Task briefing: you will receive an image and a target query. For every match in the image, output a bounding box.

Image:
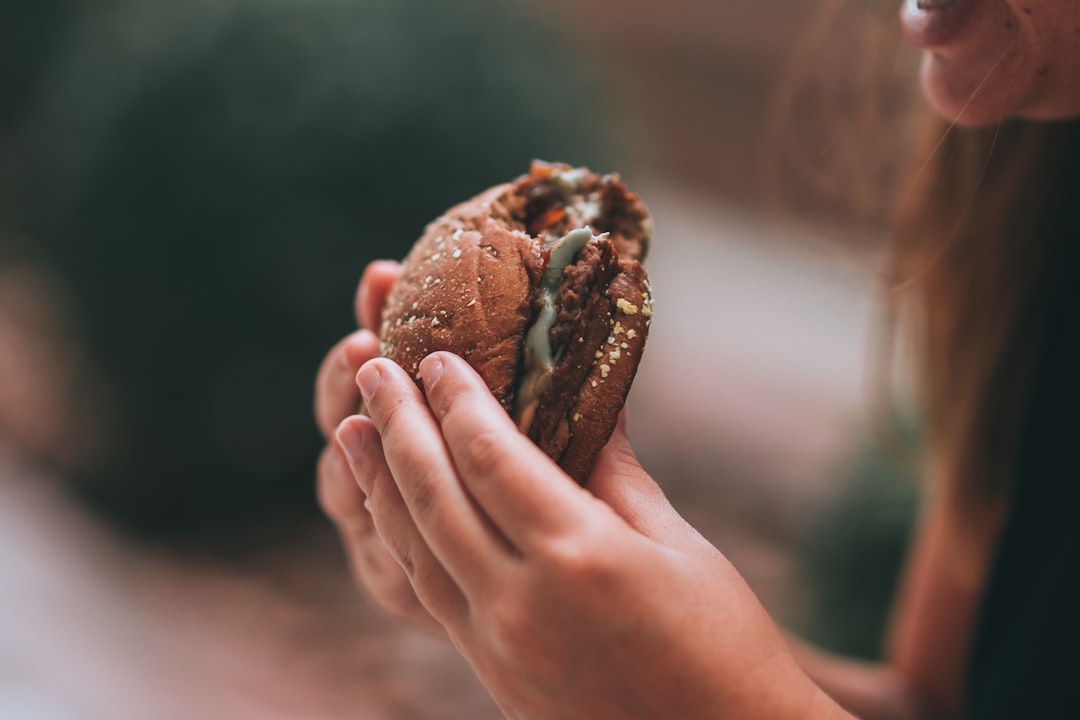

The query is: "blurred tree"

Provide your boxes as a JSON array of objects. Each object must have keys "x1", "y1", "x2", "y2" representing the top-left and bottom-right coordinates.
[
  {"x1": 14, "y1": 0, "x2": 620, "y2": 538},
  {"x1": 0, "y1": 0, "x2": 77, "y2": 127},
  {"x1": 0, "y1": 0, "x2": 77, "y2": 237}
]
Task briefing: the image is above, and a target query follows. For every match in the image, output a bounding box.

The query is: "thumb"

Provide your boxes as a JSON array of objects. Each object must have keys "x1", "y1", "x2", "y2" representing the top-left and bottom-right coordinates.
[{"x1": 586, "y1": 411, "x2": 707, "y2": 552}]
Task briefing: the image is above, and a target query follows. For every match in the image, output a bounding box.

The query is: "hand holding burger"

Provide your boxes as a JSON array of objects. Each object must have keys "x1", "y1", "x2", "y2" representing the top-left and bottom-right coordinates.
[
  {"x1": 315, "y1": 160, "x2": 656, "y2": 628},
  {"x1": 319, "y1": 165, "x2": 845, "y2": 720}
]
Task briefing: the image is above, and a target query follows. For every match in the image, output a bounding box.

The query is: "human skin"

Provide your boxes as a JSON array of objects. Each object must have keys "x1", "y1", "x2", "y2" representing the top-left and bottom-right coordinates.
[{"x1": 901, "y1": 0, "x2": 1080, "y2": 126}]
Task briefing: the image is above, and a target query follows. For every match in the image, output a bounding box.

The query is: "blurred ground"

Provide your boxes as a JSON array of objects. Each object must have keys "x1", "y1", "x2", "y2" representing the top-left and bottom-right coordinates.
[{"x1": 0, "y1": 0, "x2": 915, "y2": 717}]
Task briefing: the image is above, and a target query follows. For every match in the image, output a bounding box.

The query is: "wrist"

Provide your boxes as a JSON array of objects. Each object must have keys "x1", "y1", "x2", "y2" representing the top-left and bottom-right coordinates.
[{"x1": 709, "y1": 650, "x2": 853, "y2": 720}]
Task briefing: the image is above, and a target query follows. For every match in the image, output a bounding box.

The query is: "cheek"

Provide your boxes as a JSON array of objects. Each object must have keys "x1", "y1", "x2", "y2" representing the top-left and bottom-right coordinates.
[
  {"x1": 1023, "y1": 41, "x2": 1080, "y2": 119},
  {"x1": 1001, "y1": 0, "x2": 1080, "y2": 120}
]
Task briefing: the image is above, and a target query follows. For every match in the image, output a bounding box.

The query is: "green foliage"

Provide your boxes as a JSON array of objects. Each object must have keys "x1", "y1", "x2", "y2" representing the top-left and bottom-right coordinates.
[
  {"x1": 16, "y1": 0, "x2": 618, "y2": 535},
  {"x1": 0, "y1": 0, "x2": 77, "y2": 125}
]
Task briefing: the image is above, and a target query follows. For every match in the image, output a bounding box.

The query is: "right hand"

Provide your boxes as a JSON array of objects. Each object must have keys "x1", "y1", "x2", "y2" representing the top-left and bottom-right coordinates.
[
  {"x1": 314, "y1": 260, "x2": 443, "y2": 633},
  {"x1": 331, "y1": 352, "x2": 844, "y2": 720}
]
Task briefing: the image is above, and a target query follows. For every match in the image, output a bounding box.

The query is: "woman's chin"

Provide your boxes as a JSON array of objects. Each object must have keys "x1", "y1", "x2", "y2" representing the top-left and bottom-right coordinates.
[{"x1": 919, "y1": 50, "x2": 1025, "y2": 128}]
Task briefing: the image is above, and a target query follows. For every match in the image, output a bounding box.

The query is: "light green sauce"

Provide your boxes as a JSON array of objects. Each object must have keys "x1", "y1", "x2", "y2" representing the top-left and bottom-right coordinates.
[{"x1": 514, "y1": 227, "x2": 597, "y2": 431}]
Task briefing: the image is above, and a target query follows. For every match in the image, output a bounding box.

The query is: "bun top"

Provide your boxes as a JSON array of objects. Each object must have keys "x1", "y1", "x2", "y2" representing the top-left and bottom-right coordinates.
[{"x1": 378, "y1": 181, "x2": 543, "y2": 411}]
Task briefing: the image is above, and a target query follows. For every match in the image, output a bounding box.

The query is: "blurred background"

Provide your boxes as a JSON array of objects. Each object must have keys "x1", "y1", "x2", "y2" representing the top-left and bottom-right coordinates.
[{"x1": 1, "y1": 0, "x2": 925, "y2": 717}]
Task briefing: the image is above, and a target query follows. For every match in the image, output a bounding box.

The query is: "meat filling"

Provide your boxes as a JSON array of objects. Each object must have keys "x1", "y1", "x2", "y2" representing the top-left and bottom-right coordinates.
[{"x1": 508, "y1": 162, "x2": 650, "y2": 449}]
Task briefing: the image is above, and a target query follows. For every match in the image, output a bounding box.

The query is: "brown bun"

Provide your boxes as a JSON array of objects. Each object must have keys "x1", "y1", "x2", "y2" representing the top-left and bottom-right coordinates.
[{"x1": 376, "y1": 161, "x2": 653, "y2": 483}]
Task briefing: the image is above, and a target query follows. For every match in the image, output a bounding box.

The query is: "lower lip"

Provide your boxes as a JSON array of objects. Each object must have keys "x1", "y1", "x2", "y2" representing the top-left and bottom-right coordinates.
[{"x1": 899, "y1": 0, "x2": 977, "y2": 48}]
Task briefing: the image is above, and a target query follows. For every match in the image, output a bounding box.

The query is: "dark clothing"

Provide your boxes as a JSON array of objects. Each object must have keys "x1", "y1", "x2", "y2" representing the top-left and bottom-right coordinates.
[
  {"x1": 967, "y1": 297, "x2": 1080, "y2": 716},
  {"x1": 967, "y1": 130, "x2": 1080, "y2": 718}
]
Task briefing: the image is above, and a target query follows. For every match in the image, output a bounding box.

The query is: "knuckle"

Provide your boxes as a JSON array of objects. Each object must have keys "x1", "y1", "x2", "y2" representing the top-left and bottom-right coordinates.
[
  {"x1": 541, "y1": 531, "x2": 616, "y2": 588},
  {"x1": 376, "y1": 393, "x2": 419, "y2": 446},
  {"x1": 360, "y1": 554, "x2": 424, "y2": 621},
  {"x1": 459, "y1": 426, "x2": 513, "y2": 478},
  {"x1": 484, "y1": 587, "x2": 552, "y2": 673},
  {"x1": 348, "y1": 531, "x2": 440, "y2": 629},
  {"x1": 487, "y1": 590, "x2": 531, "y2": 649},
  {"x1": 409, "y1": 561, "x2": 450, "y2": 612},
  {"x1": 349, "y1": 533, "x2": 395, "y2": 587},
  {"x1": 380, "y1": 591, "x2": 430, "y2": 627},
  {"x1": 367, "y1": 483, "x2": 441, "y2": 569},
  {"x1": 363, "y1": 469, "x2": 395, "y2": 522},
  {"x1": 366, "y1": 583, "x2": 416, "y2": 622},
  {"x1": 406, "y1": 469, "x2": 440, "y2": 519},
  {"x1": 383, "y1": 534, "x2": 417, "y2": 579}
]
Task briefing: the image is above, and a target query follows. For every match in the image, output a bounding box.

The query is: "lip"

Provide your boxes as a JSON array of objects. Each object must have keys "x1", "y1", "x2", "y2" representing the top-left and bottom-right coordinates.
[{"x1": 899, "y1": 0, "x2": 977, "y2": 48}]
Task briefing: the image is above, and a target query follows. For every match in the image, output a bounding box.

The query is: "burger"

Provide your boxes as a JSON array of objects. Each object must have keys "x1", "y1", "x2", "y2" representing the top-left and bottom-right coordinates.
[{"x1": 376, "y1": 161, "x2": 653, "y2": 482}]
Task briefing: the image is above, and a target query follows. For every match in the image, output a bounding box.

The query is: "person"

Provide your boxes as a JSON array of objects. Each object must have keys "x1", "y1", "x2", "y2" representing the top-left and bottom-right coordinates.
[{"x1": 315, "y1": 1, "x2": 1080, "y2": 717}]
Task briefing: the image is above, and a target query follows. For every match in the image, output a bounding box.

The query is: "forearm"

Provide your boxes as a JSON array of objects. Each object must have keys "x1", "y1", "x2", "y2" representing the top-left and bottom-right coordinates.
[{"x1": 787, "y1": 636, "x2": 921, "y2": 720}]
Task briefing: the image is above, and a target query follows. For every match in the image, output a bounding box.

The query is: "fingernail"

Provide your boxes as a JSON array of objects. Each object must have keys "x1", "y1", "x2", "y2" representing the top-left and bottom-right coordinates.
[
  {"x1": 419, "y1": 354, "x2": 444, "y2": 389},
  {"x1": 336, "y1": 421, "x2": 363, "y2": 456},
  {"x1": 335, "y1": 420, "x2": 373, "y2": 494},
  {"x1": 356, "y1": 363, "x2": 382, "y2": 402}
]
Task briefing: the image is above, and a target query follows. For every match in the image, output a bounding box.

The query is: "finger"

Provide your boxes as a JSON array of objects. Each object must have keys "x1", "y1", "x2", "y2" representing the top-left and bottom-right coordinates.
[
  {"x1": 314, "y1": 330, "x2": 380, "y2": 438},
  {"x1": 337, "y1": 416, "x2": 469, "y2": 627},
  {"x1": 323, "y1": 447, "x2": 447, "y2": 634},
  {"x1": 356, "y1": 260, "x2": 403, "y2": 331},
  {"x1": 585, "y1": 414, "x2": 706, "y2": 553},
  {"x1": 317, "y1": 444, "x2": 440, "y2": 629},
  {"x1": 417, "y1": 352, "x2": 598, "y2": 549},
  {"x1": 317, "y1": 442, "x2": 392, "y2": 597},
  {"x1": 317, "y1": 442, "x2": 368, "y2": 524},
  {"x1": 344, "y1": 527, "x2": 445, "y2": 634},
  {"x1": 353, "y1": 359, "x2": 515, "y2": 589}
]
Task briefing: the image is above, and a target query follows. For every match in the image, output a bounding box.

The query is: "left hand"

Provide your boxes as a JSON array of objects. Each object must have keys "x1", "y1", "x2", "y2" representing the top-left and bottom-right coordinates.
[
  {"x1": 335, "y1": 351, "x2": 846, "y2": 720},
  {"x1": 315, "y1": 261, "x2": 443, "y2": 632}
]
